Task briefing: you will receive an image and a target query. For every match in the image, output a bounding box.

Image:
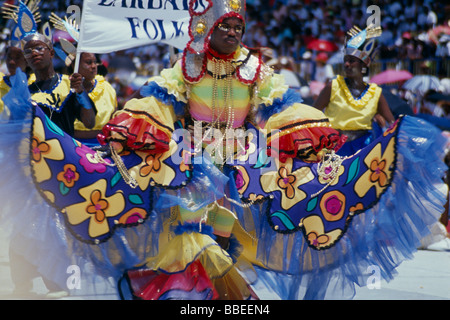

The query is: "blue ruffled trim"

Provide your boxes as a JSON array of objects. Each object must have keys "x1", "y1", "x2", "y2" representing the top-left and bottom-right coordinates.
[
  {"x1": 255, "y1": 88, "x2": 303, "y2": 123},
  {"x1": 70, "y1": 212, "x2": 165, "y2": 280},
  {"x1": 0, "y1": 71, "x2": 72, "y2": 290},
  {"x1": 140, "y1": 81, "x2": 186, "y2": 117},
  {"x1": 226, "y1": 234, "x2": 243, "y2": 264},
  {"x1": 2, "y1": 69, "x2": 32, "y2": 120},
  {"x1": 0, "y1": 71, "x2": 167, "y2": 293},
  {"x1": 172, "y1": 221, "x2": 215, "y2": 239},
  {"x1": 154, "y1": 154, "x2": 229, "y2": 212},
  {"x1": 250, "y1": 115, "x2": 448, "y2": 299}
]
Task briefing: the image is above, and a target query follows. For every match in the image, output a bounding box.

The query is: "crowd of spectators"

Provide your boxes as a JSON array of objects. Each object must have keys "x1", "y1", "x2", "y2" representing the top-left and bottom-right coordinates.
[{"x1": 244, "y1": 0, "x2": 448, "y2": 61}]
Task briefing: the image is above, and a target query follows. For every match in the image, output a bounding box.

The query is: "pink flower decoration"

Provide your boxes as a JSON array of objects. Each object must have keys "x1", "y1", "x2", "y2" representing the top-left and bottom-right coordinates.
[
  {"x1": 235, "y1": 170, "x2": 245, "y2": 190},
  {"x1": 76, "y1": 144, "x2": 110, "y2": 173},
  {"x1": 325, "y1": 195, "x2": 342, "y2": 215}
]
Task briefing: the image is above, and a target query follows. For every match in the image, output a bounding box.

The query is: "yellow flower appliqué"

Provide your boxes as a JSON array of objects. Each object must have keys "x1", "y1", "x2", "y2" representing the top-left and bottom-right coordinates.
[
  {"x1": 132, "y1": 140, "x2": 177, "y2": 189},
  {"x1": 354, "y1": 138, "x2": 395, "y2": 198},
  {"x1": 31, "y1": 117, "x2": 64, "y2": 183},
  {"x1": 261, "y1": 158, "x2": 314, "y2": 210},
  {"x1": 64, "y1": 179, "x2": 125, "y2": 238}
]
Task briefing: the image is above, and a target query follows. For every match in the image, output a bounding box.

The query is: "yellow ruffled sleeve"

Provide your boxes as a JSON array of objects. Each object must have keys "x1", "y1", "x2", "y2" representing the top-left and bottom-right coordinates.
[
  {"x1": 256, "y1": 71, "x2": 346, "y2": 162},
  {"x1": 98, "y1": 96, "x2": 177, "y2": 154},
  {"x1": 99, "y1": 62, "x2": 188, "y2": 153},
  {"x1": 122, "y1": 95, "x2": 178, "y2": 131},
  {"x1": 264, "y1": 102, "x2": 330, "y2": 133},
  {"x1": 146, "y1": 60, "x2": 188, "y2": 104},
  {"x1": 255, "y1": 71, "x2": 288, "y2": 109}
]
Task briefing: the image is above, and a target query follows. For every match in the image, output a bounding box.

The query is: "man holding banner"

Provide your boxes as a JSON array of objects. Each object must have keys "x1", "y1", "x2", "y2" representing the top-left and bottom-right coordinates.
[{"x1": 23, "y1": 32, "x2": 96, "y2": 137}]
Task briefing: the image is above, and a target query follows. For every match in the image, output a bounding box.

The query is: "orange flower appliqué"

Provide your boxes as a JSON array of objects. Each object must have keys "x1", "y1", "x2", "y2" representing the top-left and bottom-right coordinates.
[
  {"x1": 31, "y1": 137, "x2": 50, "y2": 162},
  {"x1": 261, "y1": 158, "x2": 314, "y2": 210},
  {"x1": 277, "y1": 167, "x2": 296, "y2": 199},
  {"x1": 369, "y1": 158, "x2": 387, "y2": 187},
  {"x1": 140, "y1": 153, "x2": 162, "y2": 177},
  {"x1": 57, "y1": 164, "x2": 80, "y2": 188},
  {"x1": 307, "y1": 231, "x2": 329, "y2": 247},
  {"x1": 349, "y1": 202, "x2": 364, "y2": 213},
  {"x1": 354, "y1": 138, "x2": 395, "y2": 198}
]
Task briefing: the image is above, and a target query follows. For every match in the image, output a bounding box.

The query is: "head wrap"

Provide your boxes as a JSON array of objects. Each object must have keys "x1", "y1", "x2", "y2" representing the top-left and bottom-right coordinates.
[
  {"x1": 2, "y1": 0, "x2": 53, "y2": 50},
  {"x1": 183, "y1": 0, "x2": 247, "y2": 82},
  {"x1": 344, "y1": 25, "x2": 382, "y2": 67},
  {"x1": 21, "y1": 32, "x2": 53, "y2": 50},
  {"x1": 1, "y1": 0, "x2": 41, "y2": 47},
  {"x1": 186, "y1": 0, "x2": 246, "y2": 54}
]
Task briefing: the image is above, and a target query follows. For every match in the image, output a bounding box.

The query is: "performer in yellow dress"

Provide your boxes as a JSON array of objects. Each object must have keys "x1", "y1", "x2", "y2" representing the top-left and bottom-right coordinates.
[
  {"x1": 0, "y1": 0, "x2": 447, "y2": 300},
  {"x1": 314, "y1": 26, "x2": 395, "y2": 156},
  {"x1": 47, "y1": 14, "x2": 118, "y2": 146},
  {"x1": 73, "y1": 53, "x2": 118, "y2": 147},
  {"x1": 96, "y1": 1, "x2": 343, "y2": 299}
]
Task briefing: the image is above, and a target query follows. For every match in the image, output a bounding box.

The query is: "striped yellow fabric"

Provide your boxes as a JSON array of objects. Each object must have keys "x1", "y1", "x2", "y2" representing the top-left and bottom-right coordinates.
[{"x1": 189, "y1": 74, "x2": 252, "y2": 128}]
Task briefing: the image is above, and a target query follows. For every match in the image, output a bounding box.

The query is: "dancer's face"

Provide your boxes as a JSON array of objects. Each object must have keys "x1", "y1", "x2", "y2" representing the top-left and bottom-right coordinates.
[
  {"x1": 23, "y1": 40, "x2": 54, "y2": 72},
  {"x1": 209, "y1": 17, "x2": 244, "y2": 55},
  {"x1": 343, "y1": 55, "x2": 365, "y2": 78},
  {"x1": 5, "y1": 46, "x2": 27, "y2": 75},
  {"x1": 78, "y1": 53, "x2": 98, "y2": 82}
]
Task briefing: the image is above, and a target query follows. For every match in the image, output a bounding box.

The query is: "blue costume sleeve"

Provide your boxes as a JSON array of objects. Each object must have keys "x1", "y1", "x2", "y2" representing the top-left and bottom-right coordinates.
[{"x1": 76, "y1": 91, "x2": 95, "y2": 110}]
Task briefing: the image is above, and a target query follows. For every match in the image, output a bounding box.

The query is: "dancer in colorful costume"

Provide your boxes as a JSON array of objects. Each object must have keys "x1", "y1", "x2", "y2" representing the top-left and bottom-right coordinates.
[
  {"x1": 0, "y1": 0, "x2": 36, "y2": 115},
  {"x1": 0, "y1": 0, "x2": 448, "y2": 300},
  {"x1": 1, "y1": 1, "x2": 96, "y2": 136},
  {"x1": 314, "y1": 25, "x2": 395, "y2": 156}
]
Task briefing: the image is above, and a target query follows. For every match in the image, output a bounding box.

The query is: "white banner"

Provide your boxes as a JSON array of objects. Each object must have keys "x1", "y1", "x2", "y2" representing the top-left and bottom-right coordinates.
[{"x1": 77, "y1": 0, "x2": 191, "y2": 54}]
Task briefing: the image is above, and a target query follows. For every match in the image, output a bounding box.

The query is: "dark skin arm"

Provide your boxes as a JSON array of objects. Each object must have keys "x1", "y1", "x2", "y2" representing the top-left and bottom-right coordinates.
[
  {"x1": 375, "y1": 92, "x2": 395, "y2": 127},
  {"x1": 313, "y1": 81, "x2": 332, "y2": 111},
  {"x1": 126, "y1": 81, "x2": 148, "y2": 101}
]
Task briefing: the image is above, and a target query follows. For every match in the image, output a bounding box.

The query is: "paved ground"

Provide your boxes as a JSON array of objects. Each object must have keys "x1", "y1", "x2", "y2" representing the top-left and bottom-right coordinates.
[
  {"x1": 1, "y1": 231, "x2": 449, "y2": 300},
  {"x1": 353, "y1": 248, "x2": 450, "y2": 300}
]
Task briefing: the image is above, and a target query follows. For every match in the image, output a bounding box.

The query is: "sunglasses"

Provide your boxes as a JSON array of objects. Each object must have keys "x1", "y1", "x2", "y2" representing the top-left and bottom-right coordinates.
[
  {"x1": 217, "y1": 23, "x2": 244, "y2": 34},
  {"x1": 24, "y1": 45, "x2": 48, "y2": 57}
]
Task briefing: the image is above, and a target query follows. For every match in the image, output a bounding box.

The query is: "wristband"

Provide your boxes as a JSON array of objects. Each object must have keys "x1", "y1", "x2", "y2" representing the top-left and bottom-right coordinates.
[{"x1": 76, "y1": 91, "x2": 92, "y2": 109}]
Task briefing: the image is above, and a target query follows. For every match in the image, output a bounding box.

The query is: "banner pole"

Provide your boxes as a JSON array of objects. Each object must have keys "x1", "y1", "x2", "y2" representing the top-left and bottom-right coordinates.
[
  {"x1": 74, "y1": 51, "x2": 81, "y2": 73},
  {"x1": 73, "y1": 1, "x2": 86, "y2": 73}
]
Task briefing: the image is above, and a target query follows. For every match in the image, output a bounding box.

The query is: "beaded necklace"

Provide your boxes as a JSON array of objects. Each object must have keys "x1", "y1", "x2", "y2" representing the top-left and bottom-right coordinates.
[
  {"x1": 205, "y1": 56, "x2": 237, "y2": 166},
  {"x1": 210, "y1": 57, "x2": 235, "y2": 130}
]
